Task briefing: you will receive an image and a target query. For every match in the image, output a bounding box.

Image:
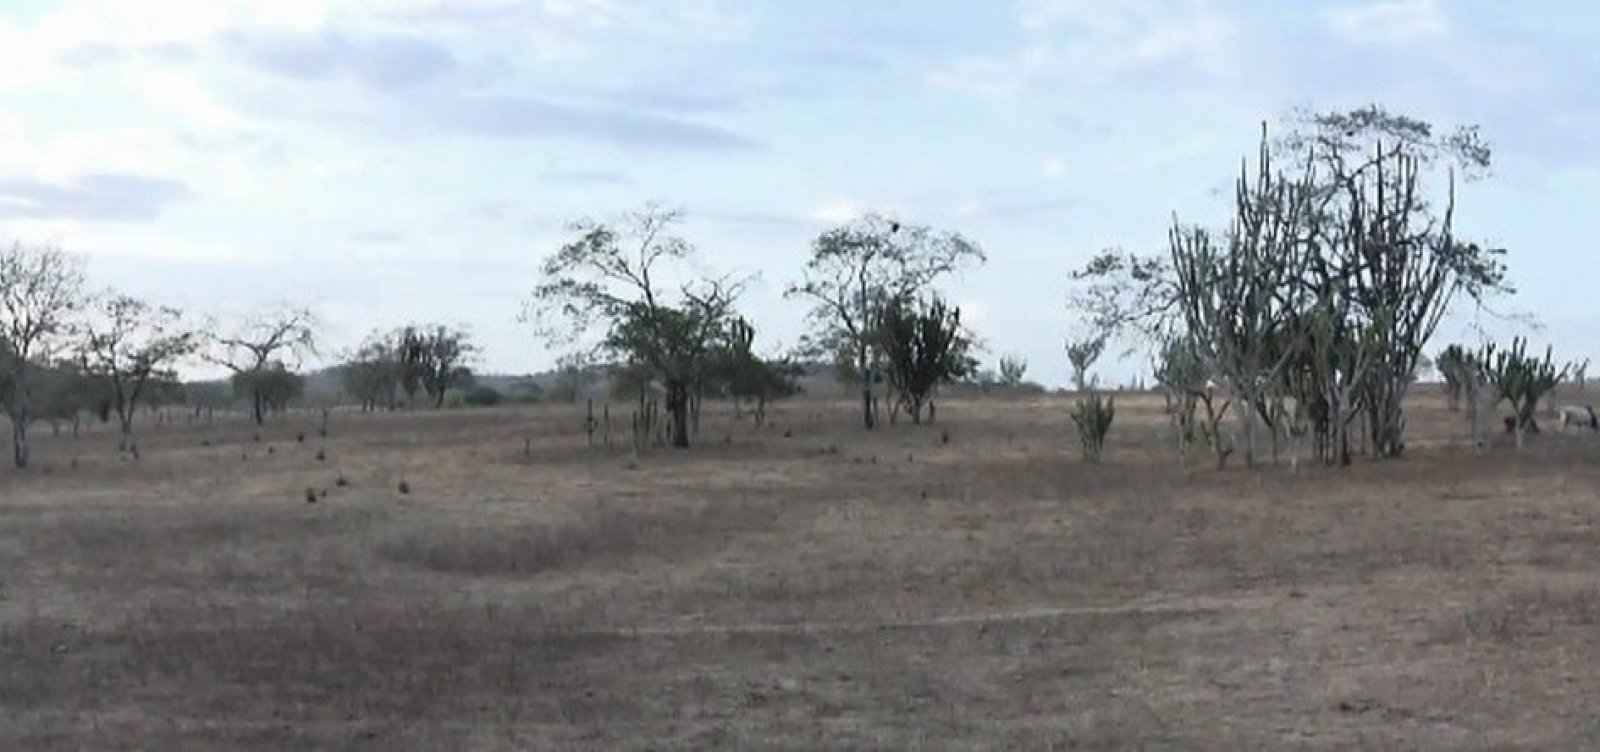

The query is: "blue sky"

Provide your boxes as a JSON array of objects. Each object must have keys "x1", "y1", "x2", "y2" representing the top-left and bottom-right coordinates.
[{"x1": 2, "y1": 0, "x2": 1597, "y2": 386}]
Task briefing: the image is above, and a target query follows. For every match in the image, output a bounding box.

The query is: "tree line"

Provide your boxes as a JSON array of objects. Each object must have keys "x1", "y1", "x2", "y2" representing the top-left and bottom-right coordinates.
[{"x1": 1, "y1": 103, "x2": 1560, "y2": 466}]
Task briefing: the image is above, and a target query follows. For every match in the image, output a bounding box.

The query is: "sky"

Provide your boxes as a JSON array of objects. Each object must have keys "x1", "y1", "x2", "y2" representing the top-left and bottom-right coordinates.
[{"x1": 2, "y1": 0, "x2": 1598, "y2": 387}]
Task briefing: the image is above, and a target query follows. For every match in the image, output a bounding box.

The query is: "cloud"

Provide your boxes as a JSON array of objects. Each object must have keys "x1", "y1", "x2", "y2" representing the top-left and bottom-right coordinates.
[
  {"x1": 435, "y1": 94, "x2": 757, "y2": 150},
  {"x1": 696, "y1": 208, "x2": 819, "y2": 231},
  {"x1": 351, "y1": 230, "x2": 403, "y2": 245},
  {"x1": 932, "y1": 0, "x2": 1239, "y2": 95},
  {"x1": 794, "y1": 47, "x2": 889, "y2": 72},
  {"x1": 57, "y1": 41, "x2": 128, "y2": 66},
  {"x1": 979, "y1": 196, "x2": 1078, "y2": 219},
  {"x1": 1325, "y1": 0, "x2": 1446, "y2": 45},
  {"x1": 543, "y1": 169, "x2": 631, "y2": 186},
  {"x1": 0, "y1": 173, "x2": 190, "y2": 222},
  {"x1": 221, "y1": 27, "x2": 457, "y2": 89}
]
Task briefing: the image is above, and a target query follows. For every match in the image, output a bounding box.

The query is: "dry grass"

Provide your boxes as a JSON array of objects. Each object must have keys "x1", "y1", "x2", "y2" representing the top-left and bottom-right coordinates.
[{"x1": 4, "y1": 390, "x2": 1600, "y2": 749}]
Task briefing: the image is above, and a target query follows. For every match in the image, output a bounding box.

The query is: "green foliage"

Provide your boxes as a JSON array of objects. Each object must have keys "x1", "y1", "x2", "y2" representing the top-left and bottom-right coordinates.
[
  {"x1": 507, "y1": 379, "x2": 544, "y2": 404},
  {"x1": 1071, "y1": 393, "x2": 1115, "y2": 462},
  {"x1": 786, "y1": 213, "x2": 985, "y2": 429},
  {"x1": 707, "y1": 317, "x2": 799, "y2": 423},
  {"x1": 526, "y1": 204, "x2": 746, "y2": 448},
  {"x1": 80, "y1": 293, "x2": 198, "y2": 447},
  {"x1": 998, "y1": 355, "x2": 1028, "y2": 389},
  {"x1": 402, "y1": 325, "x2": 477, "y2": 408},
  {"x1": 231, "y1": 364, "x2": 304, "y2": 415},
  {"x1": 462, "y1": 385, "x2": 502, "y2": 407},
  {"x1": 876, "y1": 296, "x2": 974, "y2": 424},
  {"x1": 339, "y1": 334, "x2": 402, "y2": 411},
  {"x1": 1066, "y1": 337, "x2": 1106, "y2": 391},
  {"x1": 32, "y1": 360, "x2": 106, "y2": 427}
]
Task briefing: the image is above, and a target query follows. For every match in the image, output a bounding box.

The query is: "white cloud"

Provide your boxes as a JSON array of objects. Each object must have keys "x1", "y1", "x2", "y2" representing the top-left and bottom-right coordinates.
[
  {"x1": 930, "y1": 0, "x2": 1238, "y2": 95},
  {"x1": 1042, "y1": 156, "x2": 1066, "y2": 179},
  {"x1": 1325, "y1": 0, "x2": 1446, "y2": 45}
]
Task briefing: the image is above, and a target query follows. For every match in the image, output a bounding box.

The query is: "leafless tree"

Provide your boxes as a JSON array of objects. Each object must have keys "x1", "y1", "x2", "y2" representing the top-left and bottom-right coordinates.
[
  {"x1": 0, "y1": 243, "x2": 86, "y2": 468},
  {"x1": 207, "y1": 308, "x2": 317, "y2": 426}
]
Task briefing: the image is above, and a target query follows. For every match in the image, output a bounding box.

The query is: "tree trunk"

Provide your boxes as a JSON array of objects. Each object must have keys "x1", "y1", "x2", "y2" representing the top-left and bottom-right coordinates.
[
  {"x1": 1241, "y1": 392, "x2": 1258, "y2": 468},
  {"x1": 666, "y1": 381, "x2": 691, "y2": 448},
  {"x1": 252, "y1": 389, "x2": 266, "y2": 426},
  {"x1": 12, "y1": 409, "x2": 29, "y2": 469},
  {"x1": 691, "y1": 385, "x2": 701, "y2": 439},
  {"x1": 119, "y1": 414, "x2": 135, "y2": 452},
  {"x1": 860, "y1": 385, "x2": 876, "y2": 430}
]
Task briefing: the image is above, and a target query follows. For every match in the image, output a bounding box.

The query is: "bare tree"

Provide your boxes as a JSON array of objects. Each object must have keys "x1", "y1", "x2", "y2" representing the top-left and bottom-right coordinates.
[
  {"x1": 0, "y1": 243, "x2": 87, "y2": 468},
  {"x1": 80, "y1": 293, "x2": 199, "y2": 451},
  {"x1": 207, "y1": 308, "x2": 316, "y2": 426}
]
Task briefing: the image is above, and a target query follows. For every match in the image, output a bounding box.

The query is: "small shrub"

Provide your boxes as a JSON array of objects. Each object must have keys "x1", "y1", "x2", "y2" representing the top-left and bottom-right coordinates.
[
  {"x1": 463, "y1": 385, "x2": 503, "y2": 407},
  {"x1": 1072, "y1": 393, "x2": 1115, "y2": 462}
]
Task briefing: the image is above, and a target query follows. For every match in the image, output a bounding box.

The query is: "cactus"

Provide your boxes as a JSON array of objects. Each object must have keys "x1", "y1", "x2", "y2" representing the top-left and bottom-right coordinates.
[
  {"x1": 1071, "y1": 393, "x2": 1116, "y2": 462},
  {"x1": 586, "y1": 398, "x2": 597, "y2": 447},
  {"x1": 631, "y1": 389, "x2": 662, "y2": 455},
  {"x1": 1479, "y1": 337, "x2": 1569, "y2": 448}
]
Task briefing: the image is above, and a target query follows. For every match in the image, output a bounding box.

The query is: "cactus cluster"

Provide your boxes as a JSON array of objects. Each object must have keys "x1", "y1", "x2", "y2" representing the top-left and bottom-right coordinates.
[
  {"x1": 1479, "y1": 337, "x2": 1568, "y2": 445},
  {"x1": 1071, "y1": 393, "x2": 1116, "y2": 463}
]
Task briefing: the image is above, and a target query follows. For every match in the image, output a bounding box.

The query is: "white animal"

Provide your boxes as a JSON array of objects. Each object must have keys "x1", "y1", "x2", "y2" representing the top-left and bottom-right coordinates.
[{"x1": 1555, "y1": 404, "x2": 1599, "y2": 431}]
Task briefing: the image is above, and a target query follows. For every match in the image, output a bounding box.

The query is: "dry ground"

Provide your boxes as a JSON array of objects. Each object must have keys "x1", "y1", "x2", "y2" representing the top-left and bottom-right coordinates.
[{"x1": 3, "y1": 390, "x2": 1600, "y2": 749}]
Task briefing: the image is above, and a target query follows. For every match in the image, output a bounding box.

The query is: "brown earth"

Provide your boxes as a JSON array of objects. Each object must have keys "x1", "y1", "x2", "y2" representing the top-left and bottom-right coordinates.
[{"x1": 3, "y1": 390, "x2": 1599, "y2": 750}]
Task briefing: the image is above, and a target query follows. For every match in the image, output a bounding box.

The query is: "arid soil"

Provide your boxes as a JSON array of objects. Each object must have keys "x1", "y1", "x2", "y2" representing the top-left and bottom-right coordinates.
[{"x1": 3, "y1": 392, "x2": 1599, "y2": 749}]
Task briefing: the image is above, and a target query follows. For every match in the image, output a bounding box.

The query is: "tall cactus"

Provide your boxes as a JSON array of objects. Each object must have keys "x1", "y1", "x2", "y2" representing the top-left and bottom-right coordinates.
[
  {"x1": 1480, "y1": 337, "x2": 1568, "y2": 448},
  {"x1": 1436, "y1": 344, "x2": 1476, "y2": 411}
]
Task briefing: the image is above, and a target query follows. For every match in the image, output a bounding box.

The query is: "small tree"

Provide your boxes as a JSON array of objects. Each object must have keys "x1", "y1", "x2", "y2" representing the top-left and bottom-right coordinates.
[
  {"x1": 525, "y1": 205, "x2": 745, "y2": 449},
  {"x1": 876, "y1": 296, "x2": 974, "y2": 424},
  {"x1": 710, "y1": 317, "x2": 797, "y2": 426},
  {"x1": 998, "y1": 355, "x2": 1027, "y2": 389},
  {"x1": 209, "y1": 308, "x2": 316, "y2": 426},
  {"x1": 552, "y1": 352, "x2": 595, "y2": 404},
  {"x1": 1066, "y1": 336, "x2": 1105, "y2": 392},
  {"x1": 339, "y1": 333, "x2": 402, "y2": 411},
  {"x1": 787, "y1": 214, "x2": 984, "y2": 429},
  {"x1": 1436, "y1": 344, "x2": 1475, "y2": 411},
  {"x1": 1153, "y1": 336, "x2": 1204, "y2": 464},
  {"x1": 408, "y1": 325, "x2": 476, "y2": 408},
  {"x1": 1480, "y1": 337, "x2": 1567, "y2": 448},
  {"x1": 0, "y1": 243, "x2": 87, "y2": 468},
  {"x1": 32, "y1": 359, "x2": 104, "y2": 437},
  {"x1": 80, "y1": 293, "x2": 198, "y2": 451},
  {"x1": 1071, "y1": 393, "x2": 1115, "y2": 462},
  {"x1": 231, "y1": 363, "x2": 304, "y2": 417}
]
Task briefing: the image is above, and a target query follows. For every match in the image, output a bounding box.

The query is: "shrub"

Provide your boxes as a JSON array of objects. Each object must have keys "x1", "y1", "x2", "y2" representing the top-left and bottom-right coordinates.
[
  {"x1": 1072, "y1": 393, "x2": 1115, "y2": 462},
  {"x1": 463, "y1": 385, "x2": 503, "y2": 407}
]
